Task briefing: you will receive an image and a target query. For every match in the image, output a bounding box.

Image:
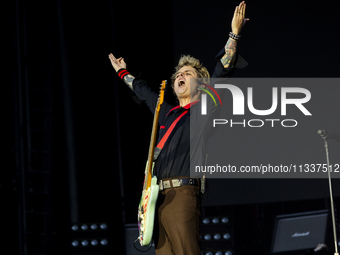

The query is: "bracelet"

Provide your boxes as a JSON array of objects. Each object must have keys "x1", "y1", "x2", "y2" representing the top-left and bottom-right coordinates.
[
  {"x1": 229, "y1": 32, "x2": 241, "y2": 40},
  {"x1": 117, "y1": 68, "x2": 130, "y2": 79}
]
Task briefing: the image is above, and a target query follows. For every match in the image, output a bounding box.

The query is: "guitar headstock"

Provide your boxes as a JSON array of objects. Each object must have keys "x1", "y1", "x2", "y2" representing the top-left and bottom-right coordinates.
[
  {"x1": 158, "y1": 80, "x2": 167, "y2": 106},
  {"x1": 156, "y1": 80, "x2": 167, "y2": 111},
  {"x1": 160, "y1": 80, "x2": 167, "y2": 91}
]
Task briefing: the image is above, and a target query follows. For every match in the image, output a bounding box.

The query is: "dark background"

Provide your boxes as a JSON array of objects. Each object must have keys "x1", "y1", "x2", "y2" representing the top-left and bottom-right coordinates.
[{"x1": 3, "y1": 0, "x2": 340, "y2": 254}]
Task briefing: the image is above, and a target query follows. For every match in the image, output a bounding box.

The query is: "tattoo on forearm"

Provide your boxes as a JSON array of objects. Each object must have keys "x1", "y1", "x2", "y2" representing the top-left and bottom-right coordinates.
[
  {"x1": 123, "y1": 74, "x2": 135, "y2": 91},
  {"x1": 221, "y1": 38, "x2": 237, "y2": 68}
]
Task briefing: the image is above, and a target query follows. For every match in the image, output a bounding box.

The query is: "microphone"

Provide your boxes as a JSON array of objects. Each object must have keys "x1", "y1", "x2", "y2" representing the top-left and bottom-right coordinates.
[{"x1": 318, "y1": 130, "x2": 340, "y2": 143}]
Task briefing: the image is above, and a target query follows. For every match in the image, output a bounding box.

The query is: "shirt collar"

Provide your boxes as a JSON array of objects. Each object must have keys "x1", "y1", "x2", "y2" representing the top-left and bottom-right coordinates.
[{"x1": 166, "y1": 100, "x2": 199, "y2": 116}]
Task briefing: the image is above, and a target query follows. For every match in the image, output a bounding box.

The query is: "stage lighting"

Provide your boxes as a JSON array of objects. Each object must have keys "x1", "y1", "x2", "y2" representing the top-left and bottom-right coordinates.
[
  {"x1": 71, "y1": 240, "x2": 79, "y2": 247},
  {"x1": 90, "y1": 224, "x2": 98, "y2": 230},
  {"x1": 100, "y1": 223, "x2": 107, "y2": 230},
  {"x1": 81, "y1": 224, "x2": 88, "y2": 230},
  {"x1": 204, "y1": 234, "x2": 212, "y2": 240},
  {"x1": 213, "y1": 234, "x2": 221, "y2": 240},
  {"x1": 223, "y1": 233, "x2": 231, "y2": 240},
  {"x1": 71, "y1": 225, "x2": 79, "y2": 231},
  {"x1": 200, "y1": 214, "x2": 232, "y2": 255},
  {"x1": 203, "y1": 218, "x2": 210, "y2": 224},
  {"x1": 70, "y1": 222, "x2": 108, "y2": 232},
  {"x1": 70, "y1": 222, "x2": 110, "y2": 252},
  {"x1": 202, "y1": 250, "x2": 233, "y2": 255},
  {"x1": 90, "y1": 239, "x2": 98, "y2": 246},
  {"x1": 221, "y1": 217, "x2": 229, "y2": 223},
  {"x1": 100, "y1": 239, "x2": 108, "y2": 245},
  {"x1": 212, "y1": 218, "x2": 219, "y2": 224},
  {"x1": 202, "y1": 216, "x2": 230, "y2": 225},
  {"x1": 81, "y1": 240, "x2": 89, "y2": 246}
]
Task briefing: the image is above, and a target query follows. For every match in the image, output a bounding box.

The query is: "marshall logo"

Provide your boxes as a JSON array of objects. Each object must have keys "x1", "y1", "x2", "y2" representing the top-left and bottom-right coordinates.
[{"x1": 292, "y1": 231, "x2": 310, "y2": 237}]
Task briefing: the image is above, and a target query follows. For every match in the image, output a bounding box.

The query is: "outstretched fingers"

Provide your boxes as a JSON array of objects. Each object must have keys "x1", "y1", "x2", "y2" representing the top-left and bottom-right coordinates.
[
  {"x1": 234, "y1": 5, "x2": 239, "y2": 17},
  {"x1": 240, "y1": 1, "x2": 246, "y2": 16},
  {"x1": 237, "y1": 1, "x2": 249, "y2": 27}
]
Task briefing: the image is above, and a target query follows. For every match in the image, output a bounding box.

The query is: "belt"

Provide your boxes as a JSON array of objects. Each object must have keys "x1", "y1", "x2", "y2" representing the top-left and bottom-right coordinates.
[{"x1": 158, "y1": 178, "x2": 199, "y2": 191}]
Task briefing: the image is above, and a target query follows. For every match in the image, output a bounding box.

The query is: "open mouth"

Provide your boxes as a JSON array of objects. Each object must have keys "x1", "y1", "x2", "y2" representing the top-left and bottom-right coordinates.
[{"x1": 178, "y1": 79, "x2": 185, "y2": 88}]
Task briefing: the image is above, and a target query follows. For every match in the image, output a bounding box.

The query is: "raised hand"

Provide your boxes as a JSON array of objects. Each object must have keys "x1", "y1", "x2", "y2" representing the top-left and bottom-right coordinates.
[
  {"x1": 108, "y1": 53, "x2": 127, "y2": 72},
  {"x1": 231, "y1": 1, "x2": 249, "y2": 35},
  {"x1": 108, "y1": 53, "x2": 135, "y2": 90}
]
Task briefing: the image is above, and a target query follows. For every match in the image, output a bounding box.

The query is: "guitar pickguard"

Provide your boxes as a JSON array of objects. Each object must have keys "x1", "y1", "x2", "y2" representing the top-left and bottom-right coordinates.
[{"x1": 138, "y1": 162, "x2": 159, "y2": 246}]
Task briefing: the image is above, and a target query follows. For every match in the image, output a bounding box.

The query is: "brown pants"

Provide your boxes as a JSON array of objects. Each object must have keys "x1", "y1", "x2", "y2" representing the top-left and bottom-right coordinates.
[{"x1": 153, "y1": 177, "x2": 201, "y2": 255}]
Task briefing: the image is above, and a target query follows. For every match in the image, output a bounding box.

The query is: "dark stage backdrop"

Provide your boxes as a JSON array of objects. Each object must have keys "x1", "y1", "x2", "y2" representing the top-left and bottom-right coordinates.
[
  {"x1": 8, "y1": 0, "x2": 340, "y2": 241},
  {"x1": 6, "y1": 0, "x2": 340, "y2": 254},
  {"x1": 56, "y1": 0, "x2": 340, "y2": 223}
]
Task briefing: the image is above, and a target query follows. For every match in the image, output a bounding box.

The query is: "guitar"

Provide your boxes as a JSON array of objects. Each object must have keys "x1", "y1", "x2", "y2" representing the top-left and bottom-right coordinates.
[{"x1": 137, "y1": 80, "x2": 167, "y2": 246}]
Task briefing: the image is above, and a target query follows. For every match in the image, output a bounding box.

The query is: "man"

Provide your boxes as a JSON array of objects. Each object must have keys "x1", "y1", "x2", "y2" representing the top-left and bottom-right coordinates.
[{"x1": 109, "y1": 2, "x2": 248, "y2": 254}]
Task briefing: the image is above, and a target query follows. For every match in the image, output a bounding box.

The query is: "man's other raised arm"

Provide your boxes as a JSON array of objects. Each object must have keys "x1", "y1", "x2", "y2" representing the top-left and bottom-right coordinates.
[{"x1": 220, "y1": 1, "x2": 249, "y2": 68}]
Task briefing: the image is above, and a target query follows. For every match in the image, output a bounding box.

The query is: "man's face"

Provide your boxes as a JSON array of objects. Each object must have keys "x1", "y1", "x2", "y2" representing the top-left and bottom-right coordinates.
[{"x1": 173, "y1": 66, "x2": 198, "y2": 99}]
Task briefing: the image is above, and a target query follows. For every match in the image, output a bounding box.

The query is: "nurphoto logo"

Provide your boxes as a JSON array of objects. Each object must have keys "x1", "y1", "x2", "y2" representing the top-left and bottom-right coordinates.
[{"x1": 198, "y1": 79, "x2": 312, "y2": 128}]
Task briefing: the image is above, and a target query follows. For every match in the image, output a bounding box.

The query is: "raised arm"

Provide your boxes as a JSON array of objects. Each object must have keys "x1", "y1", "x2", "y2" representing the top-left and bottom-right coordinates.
[
  {"x1": 108, "y1": 53, "x2": 135, "y2": 90},
  {"x1": 221, "y1": 1, "x2": 249, "y2": 68}
]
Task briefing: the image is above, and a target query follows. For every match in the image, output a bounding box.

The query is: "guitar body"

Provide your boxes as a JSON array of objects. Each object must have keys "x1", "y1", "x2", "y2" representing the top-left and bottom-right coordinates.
[
  {"x1": 138, "y1": 162, "x2": 159, "y2": 246},
  {"x1": 137, "y1": 80, "x2": 166, "y2": 246}
]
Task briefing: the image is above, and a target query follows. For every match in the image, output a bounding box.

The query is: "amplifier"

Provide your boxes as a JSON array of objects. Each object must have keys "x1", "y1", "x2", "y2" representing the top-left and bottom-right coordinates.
[{"x1": 271, "y1": 210, "x2": 329, "y2": 254}]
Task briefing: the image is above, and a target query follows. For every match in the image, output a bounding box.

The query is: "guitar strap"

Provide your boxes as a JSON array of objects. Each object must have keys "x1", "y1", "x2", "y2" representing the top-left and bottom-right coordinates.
[{"x1": 153, "y1": 110, "x2": 189, "y2": 162}]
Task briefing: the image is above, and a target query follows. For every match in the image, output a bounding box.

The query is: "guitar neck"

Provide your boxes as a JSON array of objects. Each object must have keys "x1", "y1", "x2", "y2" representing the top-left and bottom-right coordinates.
[
  {"x1": 144, "y1": 80, "x2": 166, "y2": 190},
  {"x1": 148, "y1": 105, "x2": 161, "y2": 165}
]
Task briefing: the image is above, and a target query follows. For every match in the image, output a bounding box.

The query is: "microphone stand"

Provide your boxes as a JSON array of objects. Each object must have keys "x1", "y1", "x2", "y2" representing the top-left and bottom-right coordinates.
[{"x1": 321, "y1": 137, "x2": 339, "y2": 255}]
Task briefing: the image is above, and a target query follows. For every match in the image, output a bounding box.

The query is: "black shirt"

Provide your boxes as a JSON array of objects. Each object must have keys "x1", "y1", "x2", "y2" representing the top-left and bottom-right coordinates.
[{"x1": 132, "y1": 48, "x2": 247, "y2": 179}]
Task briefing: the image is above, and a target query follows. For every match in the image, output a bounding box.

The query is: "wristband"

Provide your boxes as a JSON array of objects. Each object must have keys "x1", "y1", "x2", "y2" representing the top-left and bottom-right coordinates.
[
  {"x1": 229, "y1": 32, "x2": 241, "y2": 40},
  {"x1": 117, "y1": 68, "x2": 130, "y2": 79}
]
